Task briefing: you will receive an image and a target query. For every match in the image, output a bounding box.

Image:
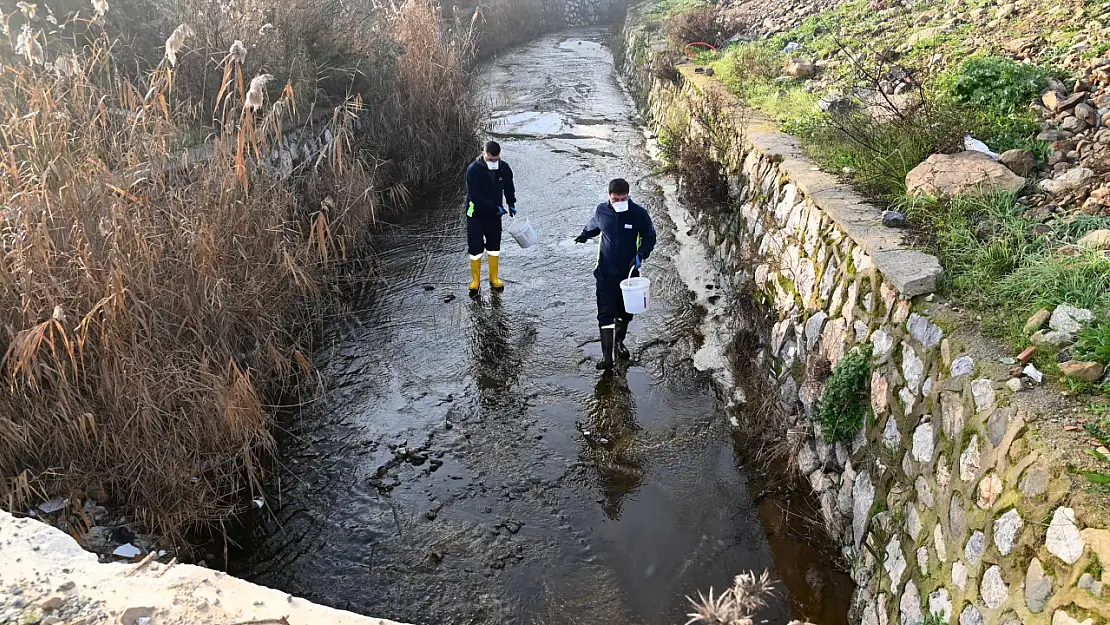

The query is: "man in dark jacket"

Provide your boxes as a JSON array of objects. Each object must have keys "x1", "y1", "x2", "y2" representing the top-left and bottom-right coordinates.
[
  {"x1": 574, "y1": 179, "x2": 657, "y2": 371},
  {"x1": 465, "y1": 140, "x2": 517, "y2": 293}
]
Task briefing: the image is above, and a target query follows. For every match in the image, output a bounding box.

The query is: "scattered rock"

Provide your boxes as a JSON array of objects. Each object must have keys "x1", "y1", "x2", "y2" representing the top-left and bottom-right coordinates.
[
  {"x1": 999, "y1": 149, "x2": 1037, "y2": 176},
  {"x1": 1078, "y1": 572, "x2": 1104, "y2": 596},
  {"x1": 907, "y1": 504, "x2": 923, "y2": 541},
  {"x1": 981, "y1": 565, "x2": 1009, "y2": 610},
  {"x1": 959, "y1": 603, "x2": 983, "y2": 625},
  {"x1": 917, "y1": 546, "x2": 929, "y2": 574},
  {"x1": 1053, "y1": 610, "x2": 1095, "y2": 625},
  {"x1": 1025, "y1": 557, "x2": 1054, "y2": 613},
  {"x1": 785, "y1": 58, "x2": 817, "y2": 78},
  {"x1": 994, "y1": 509, "x2": 1023, "y2": 556},
  {"x1": 1061, "y1": 115, "x2": 1088, "y2": 134},
  {"x1": 900, "y1": 580, "x2": 923, "y2": 625},
  {"x1": 951, "y1": 355, "x2": 975, "y2": 377},
  {"x1": 121, "y1": 607, "x2": 155, "y2": 625},
  {"x1": 928, "y1": 588, "x2": 952, "y2": 623},
  {"x1": 1046, "y1": 507, "x2": 1085, "y2": 564},
  {"x1": 853, "y1": 471, "x2": 875, "y2": 548},
  {"x1": 1031, "y1": 330, "x2": 1076, "y2": 347},
  {"x1": 960, "y1": 435, "x2": 981, "y2": 482},
  {"x1": 1078, "y1": 229, "x2": 1110, "y2": 249},
  {"x1": 935, "y1": 524, "x2": 947, "y2": 562},
  {"x1": 38, "y1": 596, "x2": 64, "y2": 612},
  {"x1": 1076, "y1": 103, "x2": 1099, "y2": 125},
  {"x1": 886, "y1": 536, "x2": 907, "y2": 589},
  {"x1": 903, "y1": 346, "x2": 925, "y2": 392},
  {"x1": 976, "y1": 475, "x2": 1003, "y2": 508},
  {"x1": 916, "y1": 475, "x2": 935, "y2": 509},
  {"x1": 906, "y1": 151, "x2": 1027, "y2": 198},
  {"x1": 1039, "y1": 167, "x2": 1095, "y2": 194},
  {"x1": 908, "y1": 313, "x2": 944, "y2": 350},
  {"x1": 953, "y1": 560, "x2": 969, "y2": 592},
  {"x1": 965, "y1": 530, "x2": 986, "y2": 564},
  {"x1": 883, "y1": 415, "x2": 901, "y2": 451},
  {"x1": 1024, "y1": 308, "x2": 1052, "y2": 335},
  {"x1": 798, "y1": 442, "x2": 820, "y2": 475},
  {"x1": 1059, "y1": 361, "x2": 1106, "y2": 383},
  {"x1": 1043, "y1": 90, "x2": 1086, "y2": 112},
  {"x1": 1050, "y1": 304, "x2": 1095, "y2": 333},
  {"x1": 912, "y1": 423, "x2": 935, "y2": 463},
  {"x1": 971, "y1": 379, "x2": 995, "y2": 412},
  {"x1": 908, "y1": 27, "x2": 944, "y2": 46},
  {"x1": 1020, "y1": 466, "x2": 1050, "y2": 499},
  {"x1": 882, "y1": 210, "x2": 910, "y2": 228}
]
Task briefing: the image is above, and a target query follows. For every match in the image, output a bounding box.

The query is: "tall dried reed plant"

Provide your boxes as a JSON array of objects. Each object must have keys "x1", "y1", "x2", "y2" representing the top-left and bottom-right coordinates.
[{"x1": 0, "y1": 0, "x2": 482, "y2": 543}]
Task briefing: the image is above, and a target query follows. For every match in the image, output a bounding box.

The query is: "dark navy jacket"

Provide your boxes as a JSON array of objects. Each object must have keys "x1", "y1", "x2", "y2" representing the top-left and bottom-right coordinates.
[
  {"x1": 579, "y1": 200, "x2": 657, "y2": 280},
  {"x1": 465, "y1": 158, "x2": 516, "y2": 218}
]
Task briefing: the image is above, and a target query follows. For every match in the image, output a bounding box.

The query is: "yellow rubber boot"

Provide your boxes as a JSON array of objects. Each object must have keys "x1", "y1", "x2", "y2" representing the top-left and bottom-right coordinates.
[
  {"x1": 469, "y1": 257, "x2": 482, "y2": 292},
  {"x1": 488, "y1": 253, "x2": 504, "y2": 290}
]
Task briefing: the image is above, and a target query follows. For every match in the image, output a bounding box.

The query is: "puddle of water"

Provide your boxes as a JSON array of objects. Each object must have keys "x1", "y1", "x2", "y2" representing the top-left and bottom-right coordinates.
[{"x1": 227, "y1": 29, "x2": 853, "y2": 625}]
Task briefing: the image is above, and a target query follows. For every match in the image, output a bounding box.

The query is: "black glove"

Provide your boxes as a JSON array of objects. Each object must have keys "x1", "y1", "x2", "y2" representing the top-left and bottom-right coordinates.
[{"x1": 574, "y1": 234, "x2": 589, "y2": 244}]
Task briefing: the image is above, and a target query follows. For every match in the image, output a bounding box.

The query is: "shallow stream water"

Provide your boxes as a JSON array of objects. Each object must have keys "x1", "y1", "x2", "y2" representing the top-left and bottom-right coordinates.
[{"x1": 230, "y1": 30, "x2": 853, "y2": 625}]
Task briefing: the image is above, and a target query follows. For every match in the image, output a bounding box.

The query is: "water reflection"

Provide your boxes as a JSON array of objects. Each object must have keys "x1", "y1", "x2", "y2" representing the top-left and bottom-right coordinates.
[
  {"x1": 581, "y1": 373, "x2": 645, "y2": 521},
  {"x1": 467, "y1": 292, "x2": 536, "y2": 397}
]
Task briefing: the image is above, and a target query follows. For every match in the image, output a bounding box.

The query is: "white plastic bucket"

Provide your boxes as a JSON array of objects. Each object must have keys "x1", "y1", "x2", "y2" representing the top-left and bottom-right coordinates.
[
  {"x1": 507, "y1": 217, "x2": 539, "y2": 249},
  {"x1": 621, "y1": 274, "x2": 651, "y2": 314}
]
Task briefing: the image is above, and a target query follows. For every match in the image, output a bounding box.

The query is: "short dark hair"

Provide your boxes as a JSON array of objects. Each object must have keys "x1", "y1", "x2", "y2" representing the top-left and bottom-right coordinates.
[
  {"x1": 608, "y1": 178, "x2": 630, "y2": 195},
  {"x1": 484, "y1": 140, "x2": 501, "y2": 156}
]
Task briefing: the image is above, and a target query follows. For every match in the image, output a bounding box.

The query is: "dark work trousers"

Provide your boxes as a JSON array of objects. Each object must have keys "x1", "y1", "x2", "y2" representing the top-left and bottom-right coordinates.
[
  {"x1": 467, "y1": 212, "x2": 502, "y2": 257},
  {"x1": 595, "y1": 274, "x2": 633, "y2": 328}
]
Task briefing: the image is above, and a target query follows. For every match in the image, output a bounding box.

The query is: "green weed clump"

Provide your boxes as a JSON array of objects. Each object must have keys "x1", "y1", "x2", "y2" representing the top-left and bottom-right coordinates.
[
  {"x1": 938, "y1": 56, "x2": 1065, "y2": 155},
  {"x1": 1077, "y1": 317, "x2": 1110, "y2": 366},
  {"x1": 815, "y1": 347, "x2": 872, "y2": 444}
]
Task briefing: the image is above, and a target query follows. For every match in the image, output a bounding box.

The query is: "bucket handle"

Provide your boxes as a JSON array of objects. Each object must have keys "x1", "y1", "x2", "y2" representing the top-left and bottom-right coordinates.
[{"x1": 627, "y1": 263, "x2": 643, "y2": 280}]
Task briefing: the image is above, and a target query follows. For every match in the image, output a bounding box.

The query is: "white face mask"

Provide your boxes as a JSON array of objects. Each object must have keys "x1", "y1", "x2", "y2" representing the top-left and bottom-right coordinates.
[
  {"x1": 486, "y1": 159, "x2": 500, "y2": 170},
  {"x1": 612, "y1": 200, "x2": 629, "y2": 212}
]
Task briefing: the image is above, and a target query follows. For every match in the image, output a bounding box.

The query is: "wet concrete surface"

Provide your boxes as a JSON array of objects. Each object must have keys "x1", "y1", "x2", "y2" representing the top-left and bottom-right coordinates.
[{"x1": 229, "y1": 30, "x2": 852, "y2": 625}]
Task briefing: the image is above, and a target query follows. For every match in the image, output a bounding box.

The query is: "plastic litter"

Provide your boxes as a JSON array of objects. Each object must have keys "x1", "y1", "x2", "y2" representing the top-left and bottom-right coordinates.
[
  {"x1": 112, "y1": 543, "x2": 142, "y2": 558},
  {"x1": 35, "y1": 498, "x2": 67, "y2": 515},
  {"x1": 783, "y1": 41, "x2": 802, "y2": 53},
  {"x1": 963, "y1": 135, "x2": 999, "y2": 159},
  {"x1": 1023, "y1": 364, "x2": 1044, "y2": 384}
]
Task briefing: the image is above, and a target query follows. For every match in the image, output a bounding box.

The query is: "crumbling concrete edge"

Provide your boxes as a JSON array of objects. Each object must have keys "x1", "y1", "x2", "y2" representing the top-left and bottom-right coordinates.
[{"x1": 0, "y1": 509, "x2": 409, "y2": 625}]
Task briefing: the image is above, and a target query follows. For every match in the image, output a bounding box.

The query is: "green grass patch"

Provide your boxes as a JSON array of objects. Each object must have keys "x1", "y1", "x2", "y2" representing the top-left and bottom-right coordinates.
[
  {"x1": 905, "y1": 193, "x2": 1110, "y2": 351},
  {"x1": 1077, "y1": 316, "x2": 1110, "y2": 366}
]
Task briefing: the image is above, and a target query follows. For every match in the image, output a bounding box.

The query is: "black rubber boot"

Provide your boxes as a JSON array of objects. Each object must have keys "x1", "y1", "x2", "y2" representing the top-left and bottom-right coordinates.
[
  {"x1": 614, "y1": 320, "x2": 631, "y2": 360},
  {"x1": 596, "y1": 327, "x2": 615, "y2": 371}
]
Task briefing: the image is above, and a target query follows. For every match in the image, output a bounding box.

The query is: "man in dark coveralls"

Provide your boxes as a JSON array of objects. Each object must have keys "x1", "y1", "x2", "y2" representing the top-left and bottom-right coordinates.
[{"x1": 574, "y1": 178, "x2": 657, "y2": 371}]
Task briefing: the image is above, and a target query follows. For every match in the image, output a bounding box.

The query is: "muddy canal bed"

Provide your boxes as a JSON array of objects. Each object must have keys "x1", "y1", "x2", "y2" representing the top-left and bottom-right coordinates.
[{"x1": 229, "y1": 30, "x2": 852, "y2": 625}]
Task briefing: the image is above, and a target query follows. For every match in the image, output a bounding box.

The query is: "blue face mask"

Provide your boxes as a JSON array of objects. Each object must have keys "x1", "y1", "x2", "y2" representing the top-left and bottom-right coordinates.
[{"x1": 486, "y1": 159, "x2": 500, "y2": 170}]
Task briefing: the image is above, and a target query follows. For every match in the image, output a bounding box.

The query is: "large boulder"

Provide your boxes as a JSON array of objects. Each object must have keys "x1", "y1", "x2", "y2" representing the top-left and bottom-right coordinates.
[
  {"x1": 785, "y1": 58, "x2": 817, "y2": 78},
  {"x1": 1040, "y1": 167, "x2": 1095, "y2": 195},
  {"x1": 906, "y1": 151, "x2": 1027, "y2": 198},
  {"x1": 999, "y1": 149, "x2": 1037, "y2": 177},
  {"x1": 1078, "y1": 229, "x2": 1110, "y2": 250}
]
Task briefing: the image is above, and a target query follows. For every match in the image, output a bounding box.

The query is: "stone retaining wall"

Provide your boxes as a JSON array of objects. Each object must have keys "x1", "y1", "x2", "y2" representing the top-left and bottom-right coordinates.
[{"x1": 619, "y1": 11, "x2": 1110, "y2": 625}]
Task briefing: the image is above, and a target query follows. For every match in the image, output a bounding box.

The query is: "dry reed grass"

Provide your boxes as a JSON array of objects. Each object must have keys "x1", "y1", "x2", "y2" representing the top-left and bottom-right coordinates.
[{"x1": 0, "y1": 0, "x2": 525, "y2": 544}]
